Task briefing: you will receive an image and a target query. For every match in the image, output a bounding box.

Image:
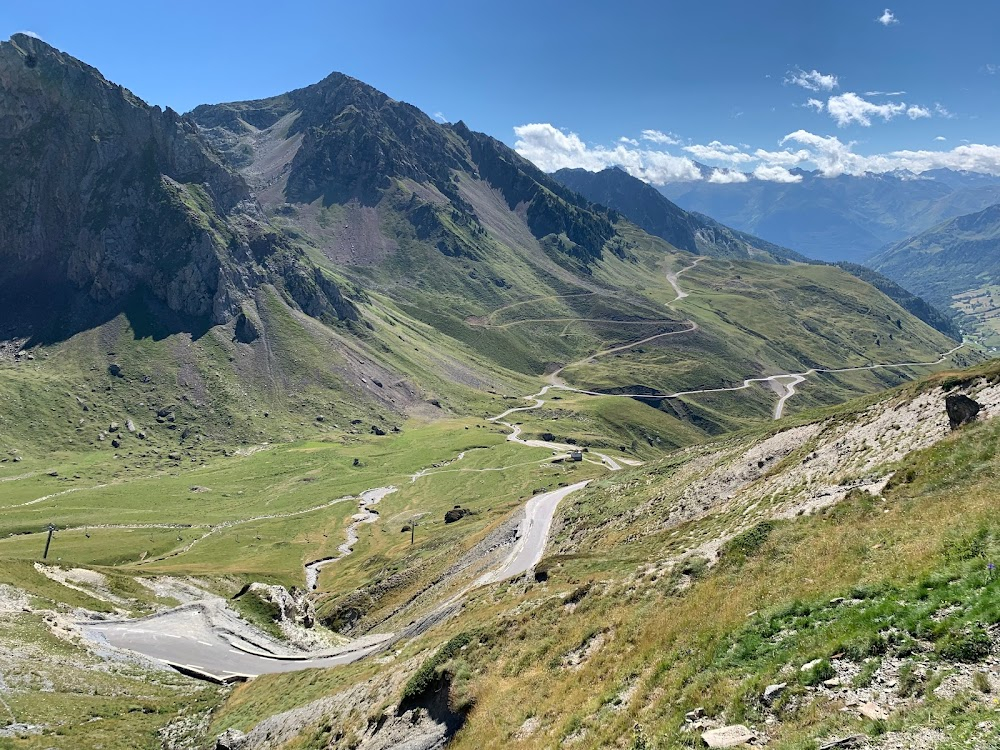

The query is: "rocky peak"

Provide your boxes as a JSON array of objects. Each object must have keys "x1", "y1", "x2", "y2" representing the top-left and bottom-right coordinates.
[{"x1": 0, "y1": 35, "x2": 355, "y2": 342}]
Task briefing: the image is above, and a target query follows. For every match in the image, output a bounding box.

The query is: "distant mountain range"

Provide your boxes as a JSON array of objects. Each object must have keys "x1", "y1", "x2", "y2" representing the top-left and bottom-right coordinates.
[
  {"x1": 553, "y1": 167, "x2": 809, "y2": 264},
  {"x1": 660, "y1": 168, "x2": 1000, "y2": 263}
]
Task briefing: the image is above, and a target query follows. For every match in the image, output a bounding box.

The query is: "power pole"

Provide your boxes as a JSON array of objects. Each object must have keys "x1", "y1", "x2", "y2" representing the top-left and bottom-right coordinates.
[
  {"x1": 410, "y1": 518, "x2": 417, "y2": 545},
  {"x1": 42, "y1": 524, "x2": 56, "y2": 559}
]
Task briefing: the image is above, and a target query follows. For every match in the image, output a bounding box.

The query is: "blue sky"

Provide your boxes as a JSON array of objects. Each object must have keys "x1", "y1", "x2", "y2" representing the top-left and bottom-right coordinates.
[{"x1": 7, "y1": 1, "x2": 1000, "y2": 183}]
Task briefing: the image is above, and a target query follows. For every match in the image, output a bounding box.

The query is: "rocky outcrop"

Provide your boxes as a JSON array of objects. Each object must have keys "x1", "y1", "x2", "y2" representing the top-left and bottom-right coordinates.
[
  {"x1": 0, "y1": 34, "x2": 356, "y2": 342},
  {"x1": 945, "y1": 393, "x2": 982, "y2": 430}
]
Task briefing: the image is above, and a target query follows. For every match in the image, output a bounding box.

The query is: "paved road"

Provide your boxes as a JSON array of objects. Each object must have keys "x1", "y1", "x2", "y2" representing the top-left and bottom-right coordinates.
[
  {"x1": 475, "y1": 480, "x2": 591, "y2": 585},
  {"x1": 85, "y1": 607, "x2": 387, "y2": 679}
]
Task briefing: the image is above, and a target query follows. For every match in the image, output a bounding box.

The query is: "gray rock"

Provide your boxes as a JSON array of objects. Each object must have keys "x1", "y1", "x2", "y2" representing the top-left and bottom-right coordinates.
[
  {"x1": 858, "y1": 702, "x2": 887, "y2": 721},
  {"x1": 215, "y1": 728, "x2": 247, "y2": 750},
  {"x1": 109, "y1": 422, "x2": 119, "y2": 432},
  {"x1": 701, "y1": 725, "x2": 755, "y2": 748},
  {"x1": 763, "y1": 682, "x2": 787, "y2": 702},
  {"x1": 126, "y1": 419, "x2": 136, "y2": 432}
]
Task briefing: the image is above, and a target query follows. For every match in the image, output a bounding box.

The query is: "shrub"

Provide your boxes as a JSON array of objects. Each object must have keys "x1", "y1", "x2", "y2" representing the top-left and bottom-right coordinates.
[
  {"x1": 973, "y1": 671, "x2": 992, "y2": 693},
  {"x1": 897, "y1": 661, "x2": 924, "y2": 697},
  {"x1": 799, "y1": 658, "x2": 835, "y2": 686},
  {"x1": 719, "y1": 522, "x2": 776, "y2": 567},
  {"x1": 936, "y1": 623, "x2": 992, "y2": 663}
]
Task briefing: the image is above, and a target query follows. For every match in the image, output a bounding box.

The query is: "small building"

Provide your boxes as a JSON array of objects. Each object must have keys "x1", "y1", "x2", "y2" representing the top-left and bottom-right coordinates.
[{"x1": 569, "y1": 450, "x2": 583, "y2": 462}]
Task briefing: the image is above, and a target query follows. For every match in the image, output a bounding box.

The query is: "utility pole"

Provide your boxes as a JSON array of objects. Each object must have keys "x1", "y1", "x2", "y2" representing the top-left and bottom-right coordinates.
[
  {"x1": 42, "y1": 524, "x2": 56, "y2": 560},
  {"x1": 410, "y1": 518, "x2": 418, "y2": 545}
]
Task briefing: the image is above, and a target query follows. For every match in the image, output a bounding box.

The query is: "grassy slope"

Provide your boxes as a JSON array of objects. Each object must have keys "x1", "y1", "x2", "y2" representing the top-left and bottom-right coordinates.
[{"x1": 207, "y1": 360, "x2": 1000, "y2": 750}]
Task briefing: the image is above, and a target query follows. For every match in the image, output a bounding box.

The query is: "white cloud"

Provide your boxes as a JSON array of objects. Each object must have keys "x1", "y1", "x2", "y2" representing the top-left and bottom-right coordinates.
[
  {"x1": 13, "y1": 30, "x2": 42, "y2": 39},
  {"x1": 752, "y1": 164, "x2": 803, "y2": 183},
  {"x1": 934, "y1": 136, "x2": 947, "y2": 142},
  {"x1": 512, "y1": 123, "x2": 701, "y2": 183},
  {"x1": 804, "y1": 98, "x2": 825, "y2": 112},
  {"x1": 935, "y1": 103, "x2": 954, "y2": 119},
  {"x1": 877, "y1": 8, "x2": 898, "y2": 25},
  {"x1": 865, "y1": 90, "x2": 906, "y2": 96},
  {"x1": 619, "y1": 136, "x2": 639, "y2": 146},
  {"x1": 907, "y1": 105, "x2": 931, "y2": 119},
  {"x1": 514, "y1": 122, "x2": 1000, "y2": 187},
  {"x1": 683, "y1": 140, "x2": 756, "y2": 165},
  {"x1": 786, "y1": 68, "x2": 839, "y2": 91},
  {"x1": 986, "y1": 64, "x2": 999, "y2": 75},
  {"x1": 433, "y1": 112, "x2": 448, "y2": 123},
  {"x1": 781, "y1": 129, "x2": 1000, "y2": 177},
  {"x1": 826, "y1": 92, "x2": 907, "y2": 126},
  {"x1": 754, "y1": 147, "x2": 812, "y2": 167},
  {"x1": 640, "y1": 129, "x2": 682, "y2": 145},
  {"x1": 708, "y1": 169, "x2": 749, "y2": 184}
]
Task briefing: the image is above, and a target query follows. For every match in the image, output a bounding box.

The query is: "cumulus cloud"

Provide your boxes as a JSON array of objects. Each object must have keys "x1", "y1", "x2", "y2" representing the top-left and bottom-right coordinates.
[
  {"x1": 804, "y1": 98, "x2": 825, "y2": 112},
  {"x1": 619, "y1": 136, "x2": 639, "y2": 146},
  {"x1": 754, "y1": 147, "x2": 812, "y2": 167},
  {"x1": 640, "y1": 129, "x2": 682, "y2": 145},
  {"x1": 683, "y1": 140, "x2": 756, "y2": 165},
  {"x1": 781, "y1": 129, "x2": 1000, "y2": 177},
  {"x1": 708, "y1": 169, "x2": 749, "y2": 184},
  {"x1": 877, "y1": 8, "x2": 898, "y2": 25},
  {"x1": 786, "y1": 68, "x2": 839, "y2": 91},
  {"x1": 826, "y1": 92, "x2": 907, "y2": 126},
  {"x1": 752, "y1": 164, "x2": 803, "y2": 183},
  {"x1": 512, "y1": 123, "x2": 701, "y2": 183},
  {"x1": 907, "y1": 105, "x2": 931, "y2": 119},
  {"x1": 513, "y1": 122, "x2": 1000, "y2": 187}
]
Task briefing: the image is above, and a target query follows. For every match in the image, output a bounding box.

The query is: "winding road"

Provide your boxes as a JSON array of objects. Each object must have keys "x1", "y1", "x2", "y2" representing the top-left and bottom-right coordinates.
[{"x1": 78, "y1": 255, "x2": 964, "y2": 678}]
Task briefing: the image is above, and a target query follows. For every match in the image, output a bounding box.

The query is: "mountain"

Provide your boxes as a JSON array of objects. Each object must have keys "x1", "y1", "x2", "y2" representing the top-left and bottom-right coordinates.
[
  {"x1": 552, "y1": 167, "x2": 809, "y2": 263},
  {"x1": 552, "y1": 165, "x2": 960, "y2": 340},
  {"x1": 0, "y1": 33, "x2": 356, "y2": 345},
  {"x1": 832, "y1": 262, "x2": 962, "y2": 340},
  {"x1": 185, "y1": 75, "x2": 962, "y2": 431},
  {"x1": 870, "y1": 202, "x2": 1000, "y2": 347},
  {"x1": 660, "y1": 168, "x2": 1000, "y2": 263}
]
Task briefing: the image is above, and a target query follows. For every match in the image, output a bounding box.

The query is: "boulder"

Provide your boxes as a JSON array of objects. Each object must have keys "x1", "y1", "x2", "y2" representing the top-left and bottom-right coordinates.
[
  {"x1": 108, "y1": 363, "x2": 123, "y2": 378},
  {"x1": 763, "y1": 682, "x2": 787, "y2": 702},
  {"x1": 109, "y1": 422, "x2": 119, "y2": 432},
  {"x1": 126, "y1": 419, "x2": 136, "y2": 433},
  {"x1": 701, "y1": 725, "x2": 755, "y2": 748},
  {"x1": 215, "y1": 728, "x2": 248, "y2": 750},
  {"x1": 945, "y1": 394, "x2": 982, "y2": 430},
  {"x1": 371, "y1": 425, "x2": 386, "y2": 436},
  {"x1": 444, "y1": 507, "x2": 471, "y2": 523},
  {"x1": 858, "y1": 702, "x2": 887, "y2": 721}
]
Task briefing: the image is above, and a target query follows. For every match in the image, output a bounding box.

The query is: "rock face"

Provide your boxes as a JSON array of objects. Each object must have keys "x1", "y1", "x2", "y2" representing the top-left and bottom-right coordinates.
[
  {"x1": 0, "y1": 34, "x2": 356, "y2": 342},
  {"x1": 945, "y1": 394, "x2": 982, "y2": 430}
]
